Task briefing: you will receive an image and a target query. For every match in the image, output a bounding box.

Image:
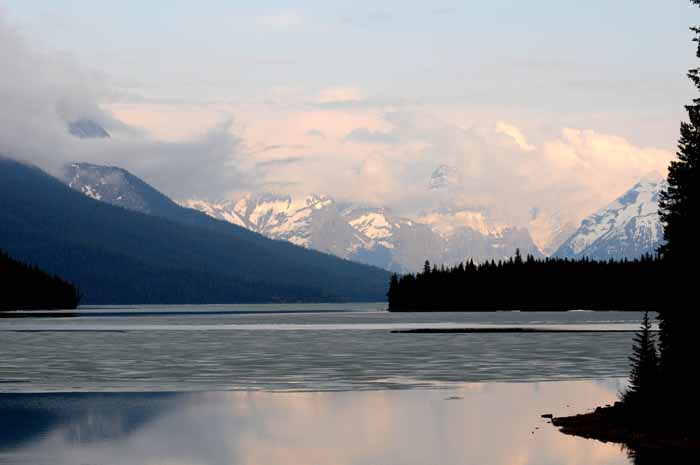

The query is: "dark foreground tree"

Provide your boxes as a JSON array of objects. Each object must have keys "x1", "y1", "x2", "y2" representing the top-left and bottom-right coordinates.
[
  {"x1": 622, "y1": 311, "x2": 658, "y2": 409},
  {"x1": 655, "y1": 0, "x2": 700, "y2": 414}
]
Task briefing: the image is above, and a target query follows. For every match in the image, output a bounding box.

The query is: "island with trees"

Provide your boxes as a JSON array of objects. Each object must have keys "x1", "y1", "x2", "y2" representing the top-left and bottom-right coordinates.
[
  {"x1": 0, "y1": 249, "x2": 81, "y2": 312},
  {"x1": 387, "y1": 253, "x2": 664, "y2": 312}
]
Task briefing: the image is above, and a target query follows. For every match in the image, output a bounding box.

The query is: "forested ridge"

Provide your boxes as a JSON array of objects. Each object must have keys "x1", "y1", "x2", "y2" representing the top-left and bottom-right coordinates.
[
  {"x1": 0, "y1": 249, "x2": 80, "y2": 311},
  {"x1": 0, "y1": 157, "x2": 390, "y2": 304}
]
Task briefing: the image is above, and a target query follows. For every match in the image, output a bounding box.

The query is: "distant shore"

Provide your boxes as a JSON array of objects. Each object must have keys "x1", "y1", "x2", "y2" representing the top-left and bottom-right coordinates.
[{"x1": 392, "y1": 328, "x2": 642, "y2": 334}]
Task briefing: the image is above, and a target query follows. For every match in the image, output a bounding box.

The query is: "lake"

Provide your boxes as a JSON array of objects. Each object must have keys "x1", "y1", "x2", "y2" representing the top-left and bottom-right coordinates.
[{"x1": 0, "y1": 305, "x2": 647, "y2": 464}]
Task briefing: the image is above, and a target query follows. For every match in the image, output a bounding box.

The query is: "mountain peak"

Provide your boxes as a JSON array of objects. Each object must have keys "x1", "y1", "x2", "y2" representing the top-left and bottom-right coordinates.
[
  {"x1": 68, "y1": 119, "x2": 110, "y2": 139},
  {"x1": 61, "y1": 162, "x2": 173, "y2": 215},
  {"x1": 554, "y1": 176, "x2": 666, "y2": 260}
]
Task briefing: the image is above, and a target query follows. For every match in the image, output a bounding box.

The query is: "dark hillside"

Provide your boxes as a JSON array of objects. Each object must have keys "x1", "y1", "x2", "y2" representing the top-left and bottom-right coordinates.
[{"x1": 0, "y1": 157, "x2": 390, "y2": 304}]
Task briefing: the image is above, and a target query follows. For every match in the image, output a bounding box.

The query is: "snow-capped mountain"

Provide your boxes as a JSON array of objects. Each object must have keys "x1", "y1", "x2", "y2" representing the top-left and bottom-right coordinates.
[
  {"x1": 554, "y1": 173, "x2": 667, "y2": 260},
  {"x1": 183, "y1": 195, "x2": 543, "y2": 272},
  {"x1": 182, "y1": 194, "x2": 374, "y2": 258},
  {"x1": 62, "y1": 160, "x2": 668, "y2": 272},
  {"x1": 62, "y1": 162, "x2": 153, "y2": 213},
  {"x1": 341, "y1": 205, "x2": 443, "y2": 271}
]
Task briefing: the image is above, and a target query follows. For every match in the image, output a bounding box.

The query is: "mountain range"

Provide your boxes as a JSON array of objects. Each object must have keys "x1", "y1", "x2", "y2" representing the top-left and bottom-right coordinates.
[
  {"x1": 181, "y1": 195, "x2": 545, "y2": 273},
  {"x1": 59, "y1": 160, "x2": 668, "y2": 273},
  {"x1": 0, "y1": 157, "x2": 390, "y2": 304}
]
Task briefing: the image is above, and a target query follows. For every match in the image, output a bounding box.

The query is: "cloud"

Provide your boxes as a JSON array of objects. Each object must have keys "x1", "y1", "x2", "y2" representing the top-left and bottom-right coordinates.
[
  {"x1": 344, "y1": 128, "x2": 399, "y2": 144},
  {"x1": 259, "y1": 12, "x2": 302, "y2": 29},
  {"x1": 0, "y1": 15, "x2": 245, "y2": 200},
  {"x1": 1, "y1": 12, "x2": 675, "y2": 229},
  {"x1": 495, "y1": 121, "x2": 535, "y2": 152}
]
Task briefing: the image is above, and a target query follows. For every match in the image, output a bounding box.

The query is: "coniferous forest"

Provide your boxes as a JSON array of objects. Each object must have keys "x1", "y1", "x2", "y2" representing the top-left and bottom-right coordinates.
[
  {"x1": 552, "y1": 0, "x2": 700, "y2": 455},
  {"x1": 387, "y1": 253, "x2": 665, "y2": 312},
  {"x1": 0, "y1": 249, "x2": 81, "y2": 311}
]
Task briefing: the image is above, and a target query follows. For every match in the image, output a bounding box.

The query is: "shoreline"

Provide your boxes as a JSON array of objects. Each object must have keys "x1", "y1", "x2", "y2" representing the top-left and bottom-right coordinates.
[
  {"x1": 551, "y1": 405, "x2": 700, "y2": 451},
  {"x1": 392, "y1": 328, "x2": 642, "y2": 334}
]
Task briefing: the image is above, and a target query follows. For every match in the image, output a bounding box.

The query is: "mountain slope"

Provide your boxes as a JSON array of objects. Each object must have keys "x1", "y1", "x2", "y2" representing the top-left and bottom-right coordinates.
[
  {"x1": 554, "y1": 174, "x2": 666, "y2": 260},
  {"x1": 0, "y1": 157, "x2": 390, "y2": 304},
  {"x1": 63, "y1": 162, "x2": 196, "y2": 218}
]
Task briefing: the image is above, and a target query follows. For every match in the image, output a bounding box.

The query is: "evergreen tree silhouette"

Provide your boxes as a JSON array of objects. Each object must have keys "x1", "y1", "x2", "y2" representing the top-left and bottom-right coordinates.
[
  {"x1": 655, "y1": 0, "x2": 700, "y2": 417},
  {"x1": 622, "y1": 311, "x2": 659, "y2": 409}
]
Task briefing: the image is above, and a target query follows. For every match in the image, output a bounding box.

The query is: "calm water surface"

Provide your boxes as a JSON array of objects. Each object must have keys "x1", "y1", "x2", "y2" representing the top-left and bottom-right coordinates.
[{"x1": 0, "y1": 305, "x2": 645, "y2": 464}]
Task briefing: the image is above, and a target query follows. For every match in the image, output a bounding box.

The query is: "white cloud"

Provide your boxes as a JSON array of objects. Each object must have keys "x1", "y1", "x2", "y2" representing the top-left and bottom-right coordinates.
[{"x1": 1, "y1": 13, "x2": 676, "y2": 229}]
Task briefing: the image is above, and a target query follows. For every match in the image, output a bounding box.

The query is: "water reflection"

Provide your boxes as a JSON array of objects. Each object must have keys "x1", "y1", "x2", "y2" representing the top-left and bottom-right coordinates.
[{"x1": 0, "y1": 380, "x2": 633, "y2": 465}]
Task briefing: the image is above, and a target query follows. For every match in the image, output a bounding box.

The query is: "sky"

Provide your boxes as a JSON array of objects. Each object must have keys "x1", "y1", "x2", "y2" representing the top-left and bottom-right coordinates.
[{"x1": 0, "y1": 0, "x2": 697, "y2": 226}]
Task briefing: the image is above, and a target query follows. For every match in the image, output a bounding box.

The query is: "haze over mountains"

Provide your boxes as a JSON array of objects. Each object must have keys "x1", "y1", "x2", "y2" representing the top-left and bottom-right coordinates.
[
  {"x1": 0, "y1": 106, "x2": 669, "y2": 307},
  {"x1": 180, "y1": 180, "x2": 667, "y2": 267},
  {"x1": 61, "y1": 156, "x2": 667, "y2": 273}
]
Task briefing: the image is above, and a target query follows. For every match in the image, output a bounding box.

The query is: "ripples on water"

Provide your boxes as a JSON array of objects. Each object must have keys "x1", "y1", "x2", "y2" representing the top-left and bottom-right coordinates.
[
  {"x1": 0, "y1": 305, "x2": 643, "y2": 392},
  {"x1": 0, "y1": 306, "x2": 646, "y2": 465}
]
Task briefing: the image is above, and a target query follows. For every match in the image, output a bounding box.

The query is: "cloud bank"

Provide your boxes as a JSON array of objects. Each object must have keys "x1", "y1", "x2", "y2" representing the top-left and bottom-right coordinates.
[
  {"x1": 0, "y1": 16, "x2": 244, "y2": 200},
  {"x1": 0, "y1": 14, "x2": 675, "y2": 228}
]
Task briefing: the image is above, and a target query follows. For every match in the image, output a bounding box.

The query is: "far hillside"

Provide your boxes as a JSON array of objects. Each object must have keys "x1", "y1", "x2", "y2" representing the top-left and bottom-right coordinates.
[
  {"x1": 0, "y1": 249, "x2": 80, "y2": 311},
  {"x1": 0, "y1": 157, "x2": 390, "y2": 304}
]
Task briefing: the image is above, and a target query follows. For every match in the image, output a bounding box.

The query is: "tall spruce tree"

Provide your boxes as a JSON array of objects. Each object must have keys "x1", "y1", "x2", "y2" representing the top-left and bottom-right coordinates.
[
  {"x1": 655, "y1": 0, "x2": 700, "y2": 413},
  {"x1": 622, "y1": 311, "x2": 658, "y2": 408},
  {"x1": 659, "y1": 3, "x2": 700, "y2": 264}
]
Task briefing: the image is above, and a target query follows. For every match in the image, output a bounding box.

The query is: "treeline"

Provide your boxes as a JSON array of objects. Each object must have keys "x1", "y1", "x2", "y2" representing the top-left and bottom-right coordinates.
[
  {"x1": 387, "y1": 252, "x2": 665, "y2": 311},
  {"x1": 0, "y1": 249, "x2": 81, "y2": 311}
]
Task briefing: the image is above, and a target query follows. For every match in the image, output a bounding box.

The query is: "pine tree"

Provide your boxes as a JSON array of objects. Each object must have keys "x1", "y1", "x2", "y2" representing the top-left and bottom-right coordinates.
[
  {"x1": 655, "y1": 0, "x2": 700, "y2": 412},
  {"x1": 659, "y1": 9, "x2": 700, "y2": 264},
  {"x1": 622, "y1": 311, "x2": 658, "y2": 408},
  {"x1": 514, "y1": 248, "x2": 522, "y2": 265}
]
